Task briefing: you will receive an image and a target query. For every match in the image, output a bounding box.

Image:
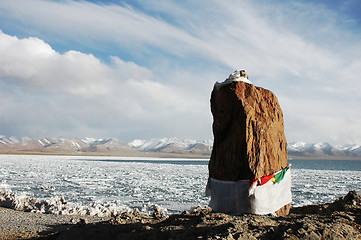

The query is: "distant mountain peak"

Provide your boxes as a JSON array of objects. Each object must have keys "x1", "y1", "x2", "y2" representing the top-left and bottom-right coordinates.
[
  {"x1": 127, "y1": 137, "x2": 212, "y2": 155},
  {"x1": 0, "y1": 135, "x2": 360, "y2": 159}
]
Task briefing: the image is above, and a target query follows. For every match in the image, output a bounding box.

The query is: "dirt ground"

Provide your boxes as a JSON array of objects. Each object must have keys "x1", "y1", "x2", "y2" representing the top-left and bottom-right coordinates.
[{"x1": 1, "y1": 191, "x2": 361, "y2": 240}]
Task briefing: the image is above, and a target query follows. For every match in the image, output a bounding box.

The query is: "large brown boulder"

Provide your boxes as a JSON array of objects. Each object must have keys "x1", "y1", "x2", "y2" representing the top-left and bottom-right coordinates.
[
  {"x1": 208, "y1": 71, "x2": 290, "y2": 216},
  {"x1": 209, "y1": 74, "x2": 288, "y2": 181}
]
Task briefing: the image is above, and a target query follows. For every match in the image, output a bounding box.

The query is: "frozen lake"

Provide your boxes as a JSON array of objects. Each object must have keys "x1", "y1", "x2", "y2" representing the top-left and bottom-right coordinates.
[{"x1": 1, "y1": 155, "x2": 360, "y2": 215}]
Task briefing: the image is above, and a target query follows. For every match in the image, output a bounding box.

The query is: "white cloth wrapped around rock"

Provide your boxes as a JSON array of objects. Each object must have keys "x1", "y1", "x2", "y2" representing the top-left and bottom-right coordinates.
[
  {"x1": 215, "y1": 69, "x2": 252, "y2": 88},
  {"x1": 206, "y1": 168, "x2": 292, "y2": 215}
]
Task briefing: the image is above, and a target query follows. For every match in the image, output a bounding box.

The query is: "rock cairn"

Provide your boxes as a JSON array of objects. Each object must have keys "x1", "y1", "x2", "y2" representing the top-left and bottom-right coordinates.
[{"x1": 208, "y1": 70, "x2": 290, "y2": 216}]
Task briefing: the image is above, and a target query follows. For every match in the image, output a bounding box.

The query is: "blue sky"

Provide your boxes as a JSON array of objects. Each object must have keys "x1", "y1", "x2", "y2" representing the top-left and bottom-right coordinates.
[{"x1": 0, "y1": 0, "x2": 361, "y2": 144}]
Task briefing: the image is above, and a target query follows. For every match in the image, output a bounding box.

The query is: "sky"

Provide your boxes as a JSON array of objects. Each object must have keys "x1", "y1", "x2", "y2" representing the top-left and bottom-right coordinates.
[{"x1": 0, "y1": 0, "x2": 361, "y2": 144}]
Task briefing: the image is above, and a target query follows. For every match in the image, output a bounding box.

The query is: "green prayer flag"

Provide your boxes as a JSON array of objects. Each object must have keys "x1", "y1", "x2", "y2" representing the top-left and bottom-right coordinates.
[{"x1": 274, "y1": 166, "x2": 289, "y2": 183}]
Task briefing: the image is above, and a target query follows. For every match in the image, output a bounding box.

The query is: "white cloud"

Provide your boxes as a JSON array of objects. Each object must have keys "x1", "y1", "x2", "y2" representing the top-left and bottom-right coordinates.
[
  {"x1": 0, "y1": 30, "x2": 113, "y2": 97},
  {"x1": 0, "y1": 0, "x2": 213, "y2": 61},
  {"x1": 0, "y1": 30, "x2": 209, "y2": 140},
  {"x1": 0, "y1": 0, "x2": 361, "y2": 143}
]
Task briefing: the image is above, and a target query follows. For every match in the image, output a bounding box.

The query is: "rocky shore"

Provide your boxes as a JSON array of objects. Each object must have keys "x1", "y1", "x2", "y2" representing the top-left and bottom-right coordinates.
[{"x1": 0, "y1": 191, "x2": 360, "y2": 240}]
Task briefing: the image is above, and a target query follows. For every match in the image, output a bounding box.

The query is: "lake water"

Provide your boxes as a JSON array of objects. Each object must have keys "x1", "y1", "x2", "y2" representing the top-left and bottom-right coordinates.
[{"x1": 0, "y1": 155, "x2": 360, "y2": 215}]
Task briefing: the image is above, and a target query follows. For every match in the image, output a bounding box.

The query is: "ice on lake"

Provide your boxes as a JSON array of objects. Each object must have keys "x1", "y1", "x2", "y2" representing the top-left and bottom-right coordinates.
[{"x1": 1, "y1": 155, "x2": 360, "y2": 215}]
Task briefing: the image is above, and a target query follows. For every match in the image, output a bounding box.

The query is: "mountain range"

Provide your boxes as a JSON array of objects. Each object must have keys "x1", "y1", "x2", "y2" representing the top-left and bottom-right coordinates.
[{"x1": 1, "y1": 135, "x2": 361, "y2": 159}]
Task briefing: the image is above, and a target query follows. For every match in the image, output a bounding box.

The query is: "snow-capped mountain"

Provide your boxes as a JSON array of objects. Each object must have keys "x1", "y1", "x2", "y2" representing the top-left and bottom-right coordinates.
[
  {"x1": 0, "y1": 135, "x2": 360, "y2": 159},
  {"x1": 0, "y1": 136, "x2": 213, "y2": 156},
  {"x1": 128, "y1": 137, "x2": 213, "y2": 155},
  {"x1": 0, "y1": 135, "x2": 136, "y2": 155},
  {"x1": 131, "y1": 139, "x2": 361, "y2": 159},
  {"x1": 287, "y1": 142, "x2": 361, "y2": 159}
]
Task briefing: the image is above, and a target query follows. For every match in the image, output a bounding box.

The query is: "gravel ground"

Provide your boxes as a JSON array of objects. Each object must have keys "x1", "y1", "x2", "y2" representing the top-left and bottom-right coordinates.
[
  {"x1": 1, "y1": 191, "x2": 361, "y2": 240},
  {"x1": 0, "y1": 207, "x2": 109, "y2": 240}
]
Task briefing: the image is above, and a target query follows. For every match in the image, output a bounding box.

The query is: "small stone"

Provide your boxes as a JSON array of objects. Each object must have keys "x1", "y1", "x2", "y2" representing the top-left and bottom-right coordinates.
[
  {"x1": 226, "y1": 233, "x2": 235, "y2": 240},
  {"x1": 133, "y1": 208, "x2": 140, "y2": 216},
  {"x1": 297, "y1": 228, "x2": 306, "y2": 235},
  {"x1": 204, "y1": 207, "x2": 213, "y2": 213},
  {"x1": 182, "y1": 210, "x2": 190, "y2": 215},
  {"x1": 78, "y1": 218, "x2": 88, "y2": 225},
  {"x1": 144, "y1": 225, "x2": 152, "y2": 231},
  {"x1": 307, "y1": 231, "x2": 321, "y2": 240},
  {"x1": 192, "y1": 206, "x2": 202, "y2": 214},
  {"x1": 152, "y1": 206, "x2": 162, "y2": 219},
  {"x1": 60, "y1": 196, "x2": 67, "y2": 204}
]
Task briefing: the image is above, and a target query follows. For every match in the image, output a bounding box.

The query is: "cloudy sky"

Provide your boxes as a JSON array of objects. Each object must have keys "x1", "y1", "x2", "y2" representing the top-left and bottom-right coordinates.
[{"x1": 0, "y1": 0, "x2": 360, "y2": 144}]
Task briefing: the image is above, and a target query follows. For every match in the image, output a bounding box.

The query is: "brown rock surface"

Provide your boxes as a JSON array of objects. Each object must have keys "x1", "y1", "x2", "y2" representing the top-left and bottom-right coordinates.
[{"x1": 209, "y1": 80, "x2": 288, "y2": 181}]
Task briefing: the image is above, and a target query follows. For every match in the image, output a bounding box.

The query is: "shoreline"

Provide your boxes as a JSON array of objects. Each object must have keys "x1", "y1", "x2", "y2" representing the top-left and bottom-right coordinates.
[
  {"x1": 0, "y1": 151, "x2": 211, "y2": 159},
  {"x1": 0, "y1": 191, "x2": 360, "y2": 240},
  {"x1": 1, "y1": 152, "x2": 361, "y2": 160}
]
